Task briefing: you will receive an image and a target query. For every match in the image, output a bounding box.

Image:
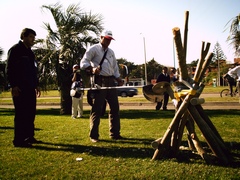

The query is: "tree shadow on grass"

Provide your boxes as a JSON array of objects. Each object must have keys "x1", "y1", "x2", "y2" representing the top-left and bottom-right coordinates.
[
  {"x1": 0, "y1": 126, "x2": 42, "y2": 131},
  {"x1": 32, "y1": 137, "x2": 155, "y2": 159},
  {"x1": 205, "y1": 109, "x2": 240, "y2": 117},
  {"x1": 119, "y1": 109, "x2": 175, "y2": 120},
  {"x1": 0, "y1": 126, "x2": 14, "y2": 134},
  {"x1": 0, "y1": 108, "x2": 15, "y2": 116},
  {"x1": 176, "y1": 140, "x2": 240, "y2": 168},
  {"x1": 104, "y1": 109, "x2": 240, "y2": 120},
  {"x1": 30, "y1": 137, "x2": 240, "y2": 167},
  {"x1": 36, "y1": 109, "x2": 62, "y2": 116},
  {"x1": 0, "y1": 126, "x2": 14, "y2": 130},
  {"x1": 0, "y1": 108, "x2": 62, "y2": 116}
]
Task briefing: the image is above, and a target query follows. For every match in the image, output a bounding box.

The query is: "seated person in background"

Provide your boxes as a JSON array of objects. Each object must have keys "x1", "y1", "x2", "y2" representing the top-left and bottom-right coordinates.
[{"x1": 224, "y1": 66, "x2": 240, "y2": 96}]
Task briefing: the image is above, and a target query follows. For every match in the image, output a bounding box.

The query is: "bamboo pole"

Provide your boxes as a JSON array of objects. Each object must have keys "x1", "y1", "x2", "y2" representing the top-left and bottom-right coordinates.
[
  {"x1": 187, "y1": 104, "x2": 229, "y2": 164},
  {"x1": 193, "y1": 42, "x2": 211, "y2": 82},
  {"x1": 183, "y1": 11, "x2": 189, "y2": 62},
  {"x1": 172, "y1": 27, "x2": 188, "y2": 80},
  {"x1": 152, "y1": 93, "x2": 194, "y2": 160},
  {"x1": 185, "y1": 118, "x2": 213, "y2": 164},
  {"x1": 190, "y1": 98, "x2": 205, "y2": 105},
  {"x1": 198, "y1": 52, "x2": 213, "y2": 83},
  {"x1": 151, "y1": 138, "x2": 162, "y2": 149},
  {"x1": 152, "y1": 102, "x2": 187, "y2": 159},
  {"x1": 170, "y1": 119, "x2": 181, "y2": 155},
  {"x1": 172, "y1": 112, "x2": 188, "y2": 154},
  {"x1": 187, "y1": 133, "x2": 195, "y2": 151},
  {"x1": 195, "y1": 104, "x2": 225, "y2": 145}
]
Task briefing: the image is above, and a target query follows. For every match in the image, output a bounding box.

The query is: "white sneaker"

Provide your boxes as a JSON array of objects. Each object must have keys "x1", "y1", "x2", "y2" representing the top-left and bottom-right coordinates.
[
  {"x1": 71, "y1": 115, "x2": 77, "y2": 119},
  {"x1": 90, "y1": 138, "x2": 99, "y2": 143}
]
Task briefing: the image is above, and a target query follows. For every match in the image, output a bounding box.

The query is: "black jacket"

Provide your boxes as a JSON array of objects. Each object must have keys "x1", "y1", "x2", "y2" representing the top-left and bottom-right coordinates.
[
  {"x1": 156, "y1": 73, "x2": 170, "y2": 83},
  {"x1": 6, "y1": 41, "x2": 38, "y2": 90}
]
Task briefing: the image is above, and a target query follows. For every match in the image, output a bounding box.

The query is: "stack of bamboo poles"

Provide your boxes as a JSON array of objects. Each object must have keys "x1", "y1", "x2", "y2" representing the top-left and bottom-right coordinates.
[{"x1": 151, "y1": 11, "x2": 231, "y2": 165}]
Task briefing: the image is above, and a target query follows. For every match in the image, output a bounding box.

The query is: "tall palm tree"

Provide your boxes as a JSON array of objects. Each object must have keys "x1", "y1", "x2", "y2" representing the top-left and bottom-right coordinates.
[
  {"x1": 0, "y1": 47, "x2": 3, "y2": 57},
  {"x1": 0, "y1": 47, "x2": 6, "y2": 91},
  {"x1": 226, "y1": 14, "x2": 240, "y2": 57},
  {"x1": 37, "y1": 3, "x2": 104, "y2": 114}
]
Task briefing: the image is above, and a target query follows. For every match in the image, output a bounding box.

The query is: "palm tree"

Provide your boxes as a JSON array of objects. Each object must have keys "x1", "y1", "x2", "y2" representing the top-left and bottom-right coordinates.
[
  {"x1": 226, "y1": 14, "x2": 240, "y2": 57},
  {"x1": 0, "y1": 47, "x2": 6, "y2": 92},
  {"x1": 0, "y1": 47, "x2": 3, "y2": 57},
  {"x1": 37, "y1": 3, "x2": 104, "y2": 114}
]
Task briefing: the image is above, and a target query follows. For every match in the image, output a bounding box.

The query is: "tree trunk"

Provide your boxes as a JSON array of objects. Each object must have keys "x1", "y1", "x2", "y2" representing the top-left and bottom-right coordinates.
[{"x1": 58, "y1": 64, "x2": 72, "y2": 115}]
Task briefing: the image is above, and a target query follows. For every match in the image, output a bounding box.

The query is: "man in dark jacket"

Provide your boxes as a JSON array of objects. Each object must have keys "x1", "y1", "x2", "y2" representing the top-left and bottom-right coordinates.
[
  {"x1": 6, "y1": 28, "x2": 41, "y2": 147},
  {"x1": 155, "y1": 67, "x2": 170, "y2": 111}
]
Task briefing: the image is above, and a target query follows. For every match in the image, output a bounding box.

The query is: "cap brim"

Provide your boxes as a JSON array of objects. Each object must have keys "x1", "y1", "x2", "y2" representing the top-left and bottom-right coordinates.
[{"x1": 104, "y1": 36, "x2": 115, "y2": 40}]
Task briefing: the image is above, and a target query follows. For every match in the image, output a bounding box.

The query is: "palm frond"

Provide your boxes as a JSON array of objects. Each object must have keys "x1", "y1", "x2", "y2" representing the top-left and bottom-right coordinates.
[{"x1": 226, "y1": 14, "x2": 240, "y2": 55}]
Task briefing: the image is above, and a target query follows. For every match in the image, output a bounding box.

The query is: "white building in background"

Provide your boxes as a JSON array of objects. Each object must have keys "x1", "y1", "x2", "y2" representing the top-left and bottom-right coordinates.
[{"x1": 123, "y1": 78, "x2": 145, "y2": 86}]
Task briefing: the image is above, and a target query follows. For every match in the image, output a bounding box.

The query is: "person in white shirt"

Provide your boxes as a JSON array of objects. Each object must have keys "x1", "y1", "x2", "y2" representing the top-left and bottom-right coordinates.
[
  {"x1": 227, "y1": 65, "x2": 240, "y2": 95},
  {"x1": 80, "y1": 30, "x2": 124, "y2": 142}
]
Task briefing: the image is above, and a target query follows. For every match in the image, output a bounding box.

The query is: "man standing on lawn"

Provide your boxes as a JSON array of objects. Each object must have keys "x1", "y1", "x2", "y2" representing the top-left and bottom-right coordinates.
[
  {"x1": 80, "y1": 29, "x2": 124, "y2": 142},
  {"x1": 155, "y1": 67, "x2": 171, "y2": 111},
  {"x1": 6, "y1": 28, "x2": 41, "y2": 147}
]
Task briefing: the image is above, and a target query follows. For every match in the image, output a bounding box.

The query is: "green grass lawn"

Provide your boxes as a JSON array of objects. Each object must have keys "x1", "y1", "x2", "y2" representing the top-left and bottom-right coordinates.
[{"x1": 0, "y1": 108, "x2": 239, "y2": 179}]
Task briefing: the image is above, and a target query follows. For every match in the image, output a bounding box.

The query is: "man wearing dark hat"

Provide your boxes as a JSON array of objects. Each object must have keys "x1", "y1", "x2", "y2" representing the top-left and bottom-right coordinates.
[{"x1": 80, "y1": 30, "x2": 124, "y2": 142}]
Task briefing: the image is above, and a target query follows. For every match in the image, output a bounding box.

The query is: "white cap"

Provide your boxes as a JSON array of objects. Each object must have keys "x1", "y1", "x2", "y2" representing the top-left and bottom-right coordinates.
[
  {"x1": 73, "y1": 64, "x2": 79, "y2": 68},
  {"x1": 101, "y1": 30, "x2": 115, "y2": 40}
]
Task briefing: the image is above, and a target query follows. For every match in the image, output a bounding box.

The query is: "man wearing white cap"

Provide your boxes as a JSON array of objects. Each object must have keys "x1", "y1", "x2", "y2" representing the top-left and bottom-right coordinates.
[{"x1": 80, "y1": 30, "x2": 124, "y2": 142}]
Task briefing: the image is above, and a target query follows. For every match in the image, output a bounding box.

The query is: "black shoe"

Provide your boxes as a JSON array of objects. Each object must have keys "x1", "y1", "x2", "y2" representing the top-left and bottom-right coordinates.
[
  {"x1": 27, "y1": 137, "x2": 42, "y2": 144},
  {"x1": 111, "y1": 135, "x2": 124, "y2": 140},
  {"x1": 163, "y1": 108, "x2": 168, "y2": 111},
  {"x1": 13, "y1": 141, "x2": 32, "y2": 148}
]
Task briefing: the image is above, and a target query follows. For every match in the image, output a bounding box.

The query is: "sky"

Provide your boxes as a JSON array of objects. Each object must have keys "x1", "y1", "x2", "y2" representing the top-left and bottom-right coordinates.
[{"x1": 0, "y1": 0, "x2": 239, "y2": 68}]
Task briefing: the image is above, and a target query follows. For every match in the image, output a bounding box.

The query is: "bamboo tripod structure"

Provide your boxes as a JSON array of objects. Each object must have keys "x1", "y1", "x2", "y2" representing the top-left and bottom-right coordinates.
[{"x1": 151, "y1": 11, "x2": 231, "y2": 165}]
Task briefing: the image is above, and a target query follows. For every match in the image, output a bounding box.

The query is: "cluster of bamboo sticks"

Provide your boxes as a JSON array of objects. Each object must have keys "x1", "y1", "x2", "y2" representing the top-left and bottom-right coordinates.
[{"x1": 151, "y1": 11, "x2": 231, "y2": 165}]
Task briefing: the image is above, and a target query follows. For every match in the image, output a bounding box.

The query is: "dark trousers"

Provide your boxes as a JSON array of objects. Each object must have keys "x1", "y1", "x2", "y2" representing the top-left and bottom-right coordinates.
[
  {"x1": 228, "y1": 82, "x2": 235, "y2": 96},
  {"x1": 90, "y1": 76, "x2": 120, "y2": 139},
  {"x1": 12, "y1": 89, "x2": 36, "y2": 144},
  {"x1": 156, "y1": 92, "x2": 169, "y2": 110}
]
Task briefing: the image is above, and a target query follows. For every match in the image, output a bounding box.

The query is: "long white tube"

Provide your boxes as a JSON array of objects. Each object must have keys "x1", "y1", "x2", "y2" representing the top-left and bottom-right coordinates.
[{"x1": 76, "y1": 85, "x2": 144, "y2": 91}]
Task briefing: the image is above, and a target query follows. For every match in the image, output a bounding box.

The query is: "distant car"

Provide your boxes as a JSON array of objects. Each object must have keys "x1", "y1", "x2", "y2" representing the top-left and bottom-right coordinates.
[{"x1": 117, "y1": 87, "x2": 138, "y2": 97}]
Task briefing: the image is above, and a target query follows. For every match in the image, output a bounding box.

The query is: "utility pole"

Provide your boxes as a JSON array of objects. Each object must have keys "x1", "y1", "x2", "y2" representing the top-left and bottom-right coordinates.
[
  {"x1": 217, "y1": 51, "x2": 220, "y2": 86},
  {"x1": 143, "y1": 36, "x2": 147, "y2": 85},
  {"x1": 173, "y1": 37, "x2": 176, "y2": 68}
]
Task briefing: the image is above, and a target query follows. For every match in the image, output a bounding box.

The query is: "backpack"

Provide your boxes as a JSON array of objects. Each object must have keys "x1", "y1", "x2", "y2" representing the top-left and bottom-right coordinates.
[{"x1": 70, "y1": 81, "x2": 83, "y2": 97}]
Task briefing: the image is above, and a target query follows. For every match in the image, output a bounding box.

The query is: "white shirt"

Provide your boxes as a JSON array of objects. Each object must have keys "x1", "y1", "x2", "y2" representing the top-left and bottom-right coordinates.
[
  {"x1": 228, "y1": 65, "x2": 240, "y2": 81},
  {"x1": 80, "y1": 43, "x2": 120, "y2": 78}
]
